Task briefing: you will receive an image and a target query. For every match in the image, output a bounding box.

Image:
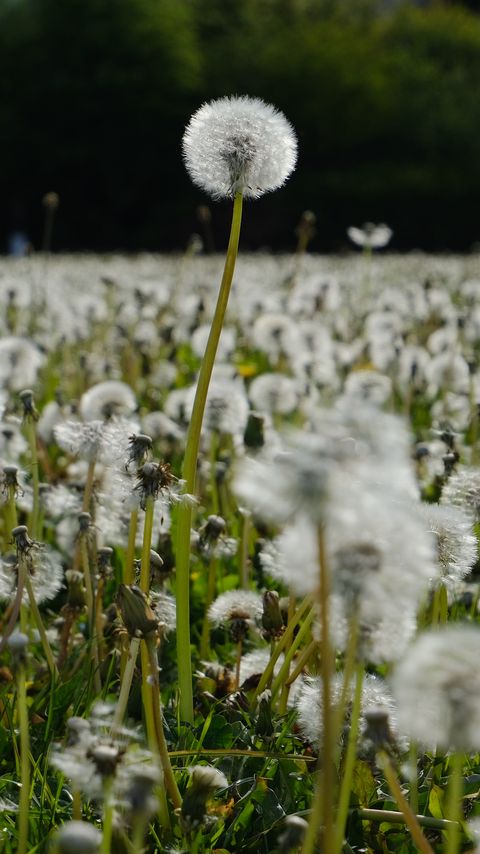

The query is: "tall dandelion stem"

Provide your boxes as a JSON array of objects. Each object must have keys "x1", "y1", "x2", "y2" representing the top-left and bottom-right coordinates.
[
  {"x1": 176, "y1": 191, "x2": 243, "y2": 723},
  {"x1": 16, "y1": 657, "x2": 30, "y2": 854},
  {"x1": 379, "y1": 750, "x2": 435, "y2": 854},
  {"x1": 445, "y1": 752, "x2": 463, "y2": 854},
  {"x1": 302, "y1": 527, "x2": 335, "y2": 854}
]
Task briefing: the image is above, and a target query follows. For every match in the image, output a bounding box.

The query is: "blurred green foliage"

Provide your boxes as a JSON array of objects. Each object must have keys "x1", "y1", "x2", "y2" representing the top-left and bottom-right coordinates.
[{"x1": 1, "y1": 0, "x2": 480, "y2": 251}]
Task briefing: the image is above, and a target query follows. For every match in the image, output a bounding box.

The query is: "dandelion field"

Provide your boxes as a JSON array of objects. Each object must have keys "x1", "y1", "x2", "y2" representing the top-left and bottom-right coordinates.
[{"x1": 1, "y1": 248, "x2": 480, "y2": 854}]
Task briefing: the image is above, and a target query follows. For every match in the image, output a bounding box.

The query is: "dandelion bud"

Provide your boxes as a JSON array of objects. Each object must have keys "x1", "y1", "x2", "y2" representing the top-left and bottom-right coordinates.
[
  {"x1": 52, "y1": 820, "x2": 101, "y2": 854},
  {"x1": 78, "y1": 512, "x2": 92, "y2": 534},
  {"x1": 11, "y1": 524, "x2": 34, "y2": 553},
  {"x1": 135, "y1": 461, "x2": 175, "y2": 509},
  {"x1": 97, "y1": 547, "x2": 113, "y2": 576},
  {"x1": 256, "y1": 689, "x2": 274, "y2": 737},
  {"x1": 363, "y1": 706, "x2": 396, "y2": 752},
  {"x1": 127, "y1": 433, "x2": 153, "y2": 470},
  {"x1": 2, "y1": 464, "x2": 20, "y2": 491},
  {"x1": 116, "y1": 584, "x2": 158, "y2": 638},
  {"x1": 202, "y1": 514, "x2": 226, "y2": 541},
  {"x1": 180, "y1": 765, "x2": 228, "y2": 832},
  {"x1": 261, "y1": 590, "x2": 284, "y2": 640},
  {"x1": 182, "y1": 96, "x2": 297, "y2": 200},
  {"x1": 19, "y1": 388, "x2": 39, "y2": 421}
]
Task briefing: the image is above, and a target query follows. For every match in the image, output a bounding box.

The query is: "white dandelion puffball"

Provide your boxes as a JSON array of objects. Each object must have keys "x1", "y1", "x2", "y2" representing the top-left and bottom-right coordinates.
[{"x1": 182, "y1": 95, "x2": 297, "y2": 199}]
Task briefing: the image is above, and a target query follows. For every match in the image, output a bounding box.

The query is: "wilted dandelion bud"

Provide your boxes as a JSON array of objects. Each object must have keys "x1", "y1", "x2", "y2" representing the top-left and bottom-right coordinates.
[
  {"x1": 261, "y1": 590, "x2": 284, "y2": 640},
  {"x1": 256, "y1": 689, "x2": 274, "y2": 737},
  {"x1": 11, "y1": 524, "x2": 34, "y2": 554},
  {"x1": 182, "y1": 95, "x2": 297, "y2": 200},
  {"x1": 97, "y1": 546, "x2": 114, "y2": 577},
  {"x1": 135, "y1": 461, "x2": 175, "y2": 509},
  {"x1": 180, "y1": 765, "x2": 228, "y2": 832},
  {"x1": 19, "y1": 388, "x2": 39, "y2": 421},
  {"x1": 363, "y1": 706, "x2": 396, "y2": 753},
  {"x1": 116, "y1": 584, "x2": 158, "y2": 638},
  {"x1": 277, "y1": 815, "x2": 309, "y2": 853},
  {"x1": 2, "y1": 464, "x2": 20, "y2": 498},
  {"x1": 52, "y1": 820, "x2": 101, "y2": 854},
  {"x1": 77, "y1": 512, "x2": 93, "y2": 535},
  {"x1": 126, "y1": 433, "x2": 153, "y2": 471}
]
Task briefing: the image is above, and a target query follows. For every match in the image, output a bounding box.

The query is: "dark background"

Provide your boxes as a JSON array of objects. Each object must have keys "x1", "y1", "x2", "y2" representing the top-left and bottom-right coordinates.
[{"x1": 1, "y1": 0, "x2": 480, "y2": 253}]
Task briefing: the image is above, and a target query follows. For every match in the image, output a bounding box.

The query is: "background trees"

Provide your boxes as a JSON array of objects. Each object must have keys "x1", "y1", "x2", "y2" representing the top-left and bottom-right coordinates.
[{"x1": 1, "y1": 0, "x2": 479, "y2": 252}]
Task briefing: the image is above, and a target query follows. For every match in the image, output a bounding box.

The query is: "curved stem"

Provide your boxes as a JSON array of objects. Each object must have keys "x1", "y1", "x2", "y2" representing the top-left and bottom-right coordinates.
[
  {"x1": 145, "y1": 635, "x2": 182, "y2": 810},
  {"x1": 175, "y1": 191, "x2": 243, "y2": 724},
  {"x1": 24, "y1": 419, "x2": 40, "y2": 540},
  {"x1": 379, "y1": 750, "x2": 435, "y2": 854}
]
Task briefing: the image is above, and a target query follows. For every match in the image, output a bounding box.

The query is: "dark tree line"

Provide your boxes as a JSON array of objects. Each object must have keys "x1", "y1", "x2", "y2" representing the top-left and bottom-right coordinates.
[{"x1": 1, "y1": 0, "x2": 480, "y2": 252}]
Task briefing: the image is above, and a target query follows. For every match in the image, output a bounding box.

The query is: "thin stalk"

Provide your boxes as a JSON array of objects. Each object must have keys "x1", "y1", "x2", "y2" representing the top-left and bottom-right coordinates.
[
  {"x1": 302, "y1": 527, "x2": 335, "y2": 854},
  {"x1": 79, "y1": 535, "x2": 101, "y2": 693},
  {"x1": 139, "y1": 498, "x2": 157, "y2": 767},
  {"x1": 277, "y1": 594, "x2": 297, "y2": 713},
  {"x1": 125, "y1": 507, "x2": 138, "y2": 585},
  {"x1": 23, "y1": 569, "x2": 58, "y2": 678},
  {"x1": 5, "y1": 485, "x2": 18, "y2": 543},
  {"x1": 234, "y1": 638, "x2": 243, "y2": 690},
  {"x1": 379, "y1": 750, "x2": 435, "y2": 854},
  {"x1": 24, "y1": 419, "x2": 40, "y2": 539},
  {"x1": 101, "y1": 777, "x2": 115, "y2": 854},
  {"x1": 284, "y1": 639, "x2": 317, "y2": 687},
  {"x1": 175, "y1": 191, "x2": 243, "y2": 724},
  {"x1": 253, "y1": 594, "x2": 312, "y2": 702},
  {"x1": 140, "y1": 498, "x2": 154, "y2": 593},
  {"x1": 359, "y1": 808, "x2": 459, "y2": 831},
  {"x1": 409, "y1": 742, "x2": 419, "y2": 816},
  {"x1": 145, "y1": 634, "x2": 182, "y2": 810},
  {"x1": 333, "y1": 613, "x2": 359, "y2": 747},
  {"x1": 200, "y1": 557, "x2": 219, "y2": 660},
  {"x1": 445, "y1": 751, "x2": 463, "y2": 854},
  {"x1": 111, "y1": 636, "x2": 141, "y2": 731},
  {"x1": 334, "y1": 663, "x2": 364, "y2": 854},
  {"x1": 82, "y1": 460, "x2": 96, "y2": 513},
  {"x1": 271, "y1": 608, "x2": 316, "y2": 703},
  {"x1": 16, "y1": 662, "x2": 30, "y2": 854},
  {"x1": 239, "y1": 510, "x2": 251, "y2": 589},
  {"x1": 72, "y1": 788, "x2": 82, "y2": 821}
]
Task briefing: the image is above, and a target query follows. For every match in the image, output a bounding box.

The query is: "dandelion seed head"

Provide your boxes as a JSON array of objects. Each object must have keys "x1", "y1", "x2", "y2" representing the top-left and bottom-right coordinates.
[
  {"x1": 79, "y1": 380, "x2": 137, "y2": 422},
  {"x1": 182, "y1": 96, "x2": 297, "y2": 200},
  {"x1": 391, "y1": 625, "x2": 480, "y2": 751}
]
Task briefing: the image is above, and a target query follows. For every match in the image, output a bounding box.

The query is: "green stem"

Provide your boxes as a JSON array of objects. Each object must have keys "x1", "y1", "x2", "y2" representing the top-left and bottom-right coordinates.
[
  {"x1": 175, "y1": 191, "x2": 243, "y2": 723},
  {"x1": 24, "y1": 569, "x2": 58, "y2": 678},
  {"x1": 5, "y1": 486, "x2": 18, "y2": 544},
  {"x1": 445, "y1": 752, "x2": 463, "y2": 854},
  {"x1": 16, "y1": 663, "x2": 30, "y2": 854},
  {"x1": 200, "y1": 557, "x2": 218, "y2": 660},
  {"x1": 379, "y1": 750, "x2": 435, "y2": 854},
  {"x1": 111, "y1": 636, "x2": 141, "y2": 731},
  {"x1": 79, "y1": 535, "x2": 101, "y2": 693},
  {"x1": 125, "y1": 507, "x2": 138, "y2": 585},
  {"x1": 271, "y1": 608, "x2": 315, "y2": 703},
  {"x1": 409, "y1": 742, "x2": 419, "y2": 816},
  {"x1": 145, "y1": 634, "x2": 182, "y2": 810},
  {"x1": 239, "y1": 509, "x2": 251, "y2": 589},
  {"x1": 253, "y1": 594, "x2": 312, "y2": 702},
  {"x1": 24, "y1": 419, "x2": 40, "y2": 539},
  {"x1": 140, "y1": 498, "x2": 154, "y2": 593},
  {"x1": 101, "y1": 777, "x2": 115, "y2": 854},
  {"x1": 359, "y1": 808, "x2": 459, "y2": 831},
  {"x1": 334, "y1": 663, "x2": 364, "y2": 854},
  {"x1": 302, "y1": 527, "x2": 334, "y2": 854},
  {"x1": 82, "y1": 460, "x2": 96, "y2": 513}
]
